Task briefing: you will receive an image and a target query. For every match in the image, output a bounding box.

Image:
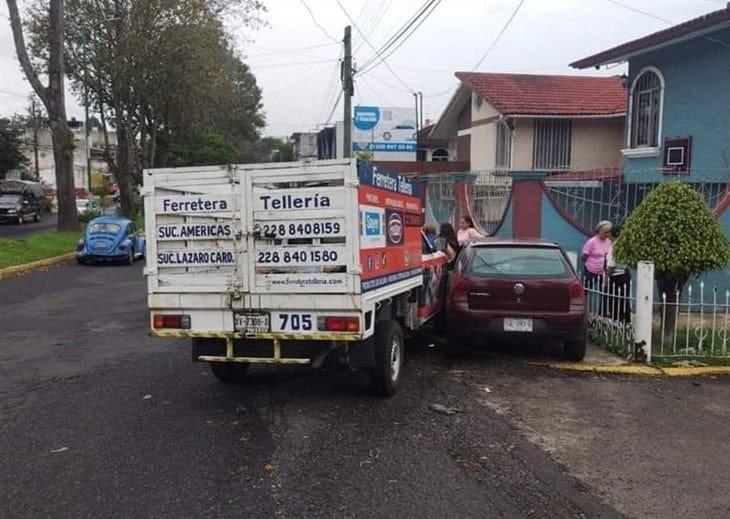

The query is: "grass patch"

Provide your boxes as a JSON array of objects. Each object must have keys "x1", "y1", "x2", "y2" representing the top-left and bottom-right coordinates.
[{"x1": 0, "y1": 231, "x2": 80, "y2": 269}]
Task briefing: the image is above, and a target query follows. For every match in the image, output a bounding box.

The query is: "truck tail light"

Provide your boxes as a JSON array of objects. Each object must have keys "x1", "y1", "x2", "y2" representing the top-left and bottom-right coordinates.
[
  {"x1": 569, "y1": 281, "x2": 586, "y2": 311},
  {"x1": 318, "y1": 316, "x2": 359, "y2": 332},
  {"x1": 153, "y1": 314, "x2": 191, "y2": 329}
]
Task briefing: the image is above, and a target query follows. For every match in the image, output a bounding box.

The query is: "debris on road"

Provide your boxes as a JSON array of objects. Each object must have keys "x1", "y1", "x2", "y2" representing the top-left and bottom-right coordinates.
[
  {"x1": 143, "y1": 394, "x2": 152, "y2": 400},
  {"x1": 50, "y1": 447, "x2": 68, "y2": 453},
  {"x1": 483, "y1": 387, "x2": 492, "y2": 393},
  {"x1": 264, "y1": 463, "x2": 276, "y2": 472},
  {"x1": 429, "y1": 403, "x2": 459, "y2": 415}
]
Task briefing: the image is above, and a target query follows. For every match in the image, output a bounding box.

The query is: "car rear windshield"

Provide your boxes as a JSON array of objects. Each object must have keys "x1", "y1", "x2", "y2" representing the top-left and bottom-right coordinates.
[
  {"x1": 467, "y1": 246, "x2": 570, "y2": 277},
  {"x1": 88, "y1": 223, "x2": 120, "y2": 234}
]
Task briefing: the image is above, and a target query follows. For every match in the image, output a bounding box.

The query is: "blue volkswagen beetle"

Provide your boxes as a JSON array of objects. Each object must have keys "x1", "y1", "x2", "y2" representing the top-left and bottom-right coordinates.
[{"x1": 76, "y1": 215, "x2": 145, "y2": 265}]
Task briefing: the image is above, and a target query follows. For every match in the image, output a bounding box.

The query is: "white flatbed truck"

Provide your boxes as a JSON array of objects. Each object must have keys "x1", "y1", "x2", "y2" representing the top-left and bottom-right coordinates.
[{"x1": 143, "y1": 159, "x2": 447, "y2": 395}]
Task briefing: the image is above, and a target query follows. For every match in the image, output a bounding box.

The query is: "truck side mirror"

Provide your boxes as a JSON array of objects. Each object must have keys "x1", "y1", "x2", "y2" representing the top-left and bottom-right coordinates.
[{"x1": 433, "y1": 237, "x2": 447, "y2": 252}]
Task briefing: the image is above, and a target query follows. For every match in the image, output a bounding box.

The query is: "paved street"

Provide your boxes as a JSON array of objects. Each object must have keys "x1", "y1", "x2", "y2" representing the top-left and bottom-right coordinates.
[
  {"x1": 0, "y1": 215, "x2": 57, "y2": 238},
  {"x1": 1, "y1": 264, "x2": 729, "y2": 518}
]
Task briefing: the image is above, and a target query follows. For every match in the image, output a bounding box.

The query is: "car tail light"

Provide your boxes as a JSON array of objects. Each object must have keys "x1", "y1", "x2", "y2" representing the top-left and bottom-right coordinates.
[
  {"x1": 451, "y1": 274, "x2": 471, "y2": 303},
  {"x1": 153, "y1": 314, "x2": 191, "y2": 329},
  {"x1": 569, "y1": 281, "x2": 586, "y2": 311},
  {"x1": 318, "y1": 316, "x2": 359, "y2": 332}
]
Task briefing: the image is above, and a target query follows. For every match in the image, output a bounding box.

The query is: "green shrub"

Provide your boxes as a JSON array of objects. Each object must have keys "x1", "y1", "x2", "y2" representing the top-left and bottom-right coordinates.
[
  {"x1": 614, "y1": 181, "x2": 730, "y2": 296},
  {"x1": 78, "y1": 209, "x2": 101, "y2": 223}
]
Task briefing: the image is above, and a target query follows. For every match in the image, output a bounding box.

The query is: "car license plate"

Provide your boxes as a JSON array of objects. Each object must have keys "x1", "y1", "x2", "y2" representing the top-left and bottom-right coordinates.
[
  {"x1": 504, "y1": 318, "x2": 533, "y2": 332},
  {"x1": 234, "y1": 312, "x2": 270, "y2": 333}
]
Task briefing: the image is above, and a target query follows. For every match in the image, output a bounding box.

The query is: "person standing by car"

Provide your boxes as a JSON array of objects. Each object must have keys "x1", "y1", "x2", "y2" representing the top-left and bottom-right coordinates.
[
  {"x1": 581, "y1": 220, "x2": 612, "y2": 287},
  {"x1": 422, "y1": 223, "x2": 438, "y2": 248},
  {"x1": 606, "y1": 241, "x2": 631, "y2": 322},
  {"x1": 438, "y1": 223, "x2": 458, "y2": 263},
  {"x1": 457, "y1": 215, "x2": 483, "y2": 246}
]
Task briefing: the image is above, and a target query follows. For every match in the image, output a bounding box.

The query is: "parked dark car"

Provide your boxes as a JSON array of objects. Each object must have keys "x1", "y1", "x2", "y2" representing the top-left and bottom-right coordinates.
[
  {"x1": 0, "y1": 180, "x2": 43, "y2": 224},
  {"x1": 444, "y1": 239, "x2": 587, "y2": 360}
]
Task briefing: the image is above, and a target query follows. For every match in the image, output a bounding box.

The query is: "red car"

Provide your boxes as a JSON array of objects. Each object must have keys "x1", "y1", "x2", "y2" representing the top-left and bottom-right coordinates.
[{"x1": 444, "y1": 239, "x2": 587, "y2": 361}]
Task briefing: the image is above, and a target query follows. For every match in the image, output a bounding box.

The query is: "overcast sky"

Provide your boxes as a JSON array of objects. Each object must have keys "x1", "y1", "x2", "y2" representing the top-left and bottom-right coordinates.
[{"x1": 0, "y1": 0, "x2": 725, "y2": 136}]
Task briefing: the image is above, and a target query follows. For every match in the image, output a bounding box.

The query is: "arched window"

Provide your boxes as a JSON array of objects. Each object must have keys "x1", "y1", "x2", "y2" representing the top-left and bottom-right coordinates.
[
  {"x1": 630, "y1": 68, "x2": 663, "y2": 148},
  {"x1": 431, "y1": 148, "x2": 449, "y2": 162}
]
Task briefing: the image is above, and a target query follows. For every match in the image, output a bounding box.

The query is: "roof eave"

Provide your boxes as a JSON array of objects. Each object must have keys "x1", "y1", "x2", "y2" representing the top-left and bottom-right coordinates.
[
  {"x1": 571, "y1": 19, "x2": 730, "y2": 69},
  {"x1": 507, "y1": 112, "x2": 626, "y2": 119}
]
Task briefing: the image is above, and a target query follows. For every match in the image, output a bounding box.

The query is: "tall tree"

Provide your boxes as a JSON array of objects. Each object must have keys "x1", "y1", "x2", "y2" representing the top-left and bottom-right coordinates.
[
  {"x1": 6, "y1": 0, "x2": 79, "y2": 231},
  {"x1": 30, "y1": 0, "x2": 265, "y2": 215}
]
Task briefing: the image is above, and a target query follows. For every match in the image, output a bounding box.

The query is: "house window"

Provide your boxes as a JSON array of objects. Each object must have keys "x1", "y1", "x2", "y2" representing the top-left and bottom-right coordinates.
[
  {"x1": 495, "y1": 121, "x2": 512, "y2": 169},
  {"x1": 630, "y1": 69, "x2": 663, "y2": 148},
  {"x1": 431, "y1": 148, "x2": 449, "y2": 162},
  {"x1": 533, "y1": 119, "x2": 571, "y2": 170}
]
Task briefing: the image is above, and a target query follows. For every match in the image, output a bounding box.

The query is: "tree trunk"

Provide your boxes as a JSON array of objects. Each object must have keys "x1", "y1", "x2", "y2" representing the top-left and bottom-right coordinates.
[
  {"x1": 657, "y1": 274, "x2": 688, "y2": 344},
  {"x1": 115, "y1": 121, "x2": 136, "y2": 217},
  {"x1": 6, "y1": 0, "x2": 80, "y2": 232}
]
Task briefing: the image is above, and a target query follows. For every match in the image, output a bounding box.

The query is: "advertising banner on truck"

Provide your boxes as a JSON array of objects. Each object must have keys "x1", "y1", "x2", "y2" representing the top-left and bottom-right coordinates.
[{"x1": 357, "y1": 162, "x2": 423, "y2": 292}]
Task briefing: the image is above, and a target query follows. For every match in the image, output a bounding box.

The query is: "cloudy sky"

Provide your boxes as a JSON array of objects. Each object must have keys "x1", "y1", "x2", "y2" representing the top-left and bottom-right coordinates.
[{"x1": 0, "y1": 0, "x2": 725, "y2": 136}]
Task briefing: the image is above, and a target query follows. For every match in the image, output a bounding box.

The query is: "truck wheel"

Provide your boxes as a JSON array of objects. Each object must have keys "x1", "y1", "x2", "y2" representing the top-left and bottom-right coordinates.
[
  {"x1": 209, "y1": 362, "x2": 250, "y2": 382},
  {"x1": 563, "y1": 338, "x2": 587, "y2": 362},
  {"x1": 369, "y1": 320, "x2": 404, "y2": 397}
]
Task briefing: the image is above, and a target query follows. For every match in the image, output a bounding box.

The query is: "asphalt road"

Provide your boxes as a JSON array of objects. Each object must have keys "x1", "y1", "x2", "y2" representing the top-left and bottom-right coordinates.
[
  {"x1": 0, "y1": 214, "x2": 57, "y2": 238},
  {"x1": 1, "y1": 263, "x2": 728, "y2": 518}
]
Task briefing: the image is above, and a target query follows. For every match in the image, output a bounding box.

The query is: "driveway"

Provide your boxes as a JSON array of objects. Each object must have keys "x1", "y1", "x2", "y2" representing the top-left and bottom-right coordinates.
[{"x1": 1, "y1": 262, "x2": 728, "y2": 517}]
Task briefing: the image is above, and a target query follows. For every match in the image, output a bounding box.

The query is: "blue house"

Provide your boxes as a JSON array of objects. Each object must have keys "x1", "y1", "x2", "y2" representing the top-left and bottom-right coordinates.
[
  {"x1": 571, "y1": 5, "x2": 730, "y2": 185},
  {"x1": 571, "y1": 5, "x2": 730, "y2": 293}
]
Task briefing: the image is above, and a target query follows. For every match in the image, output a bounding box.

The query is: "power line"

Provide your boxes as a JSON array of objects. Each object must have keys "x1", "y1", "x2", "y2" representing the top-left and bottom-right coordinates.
[
  {"x1": 422, "y1": 0, "x2": 527, "y2": 98},
  {"x1": 245, "y1": 42, "x2": 339, "y2": 59},
  {"x1": 471, "y1": 0, "x2": 526, "y2": 70},
  {"x1": 299, "y1": 0, "x2": 340, "y2": 44},
  {"x1": 357, "y1": 0, "x2": 441, "y2": 74},
  {"x1": 324, "y1": 90, "x2": 343, "y2": 125},
  {"x1": 335, "y1": 0, "x2": 414, "y2": 92},
  {"x1": 250, "y1": 58, "x2": 339, "y2": 69},
  {"x1": 605, "y1": 0, "x2": 672, "y2": 25},
  {"x1": 606, "y1": 0, "x2": 729, "y2": 48}
]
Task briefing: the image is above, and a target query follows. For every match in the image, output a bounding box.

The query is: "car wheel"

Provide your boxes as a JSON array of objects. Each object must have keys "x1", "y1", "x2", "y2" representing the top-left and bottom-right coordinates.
[
  {"x1": 369, "y1": 320, "x2": 404, "y2": 397},
  {"x1": 76, "y1": 257, "x2": 85, "y2": 265},
  {"x1": 564, "y1": 338, "x2": 587, "y2": 362},
  {"x1": 126, "y1": 245, "x2": 134, "y2": 265},
  {"x1": 209, "y1": 362, "x2": 250, "y2": 382}
]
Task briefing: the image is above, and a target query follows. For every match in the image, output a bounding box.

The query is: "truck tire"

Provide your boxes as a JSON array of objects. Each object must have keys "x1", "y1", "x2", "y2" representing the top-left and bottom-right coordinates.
[
  {"x1": 209, "y1": 362, "x2": 250, "y2": 382},
  {"x1": 369, "y1": 320, "x2": 404, "y2": 397},
  {"x1": 563, "y1": 338, "x2": 587, "y2": 362}
]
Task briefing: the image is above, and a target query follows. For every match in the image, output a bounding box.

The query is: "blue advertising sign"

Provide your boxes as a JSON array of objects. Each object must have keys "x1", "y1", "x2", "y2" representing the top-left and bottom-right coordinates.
[
  {"x1": 354, "y1": 106, "x2": 380, "y2": 131},
  {"x1": 357, "y1": 161, "x2": 424, "y2": 198}
]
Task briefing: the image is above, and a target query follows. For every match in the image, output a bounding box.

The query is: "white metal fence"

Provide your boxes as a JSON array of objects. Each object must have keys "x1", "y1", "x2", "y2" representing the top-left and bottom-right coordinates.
[
  {"x1": 655, "y1": 283, "x2": 730, "y2": 360},
  {"x1": 584, "y1": 262, "x2": 730, "y2": 363}
]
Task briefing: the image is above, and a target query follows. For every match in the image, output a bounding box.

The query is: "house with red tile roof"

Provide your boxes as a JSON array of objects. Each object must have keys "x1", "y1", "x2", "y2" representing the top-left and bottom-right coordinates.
[{"x1": 428, "y1": 72, "x2": 628, "y2": 172}]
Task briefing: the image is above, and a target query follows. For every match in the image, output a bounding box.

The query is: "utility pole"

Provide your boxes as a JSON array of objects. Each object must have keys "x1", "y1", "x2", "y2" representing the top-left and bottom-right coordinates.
[
  {"x1": 342, "y1": 25, "x2": 353, "y2": 158},
  {"x1": 31, "y1": 98, "x2": 39, "y2": 179},
  {"x1": 83, "y1": 28, "x2": 92, "y2": 196}
]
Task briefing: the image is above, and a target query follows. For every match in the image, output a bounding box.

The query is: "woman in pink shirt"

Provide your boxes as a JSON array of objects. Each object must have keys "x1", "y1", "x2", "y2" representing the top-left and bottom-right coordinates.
[
  {"x1": 457, "y1": 215, "x2": 483, "y2": 246},
  {"x1": 581, "y1": 220, "x2": 612, "y2": 284}
]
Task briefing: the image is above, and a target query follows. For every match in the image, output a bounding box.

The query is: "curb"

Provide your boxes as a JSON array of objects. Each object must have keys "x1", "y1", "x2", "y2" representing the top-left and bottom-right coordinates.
[
  {"x1": 0, "y1": 252, "x2": 76, "y2": 280},
  {"x1": 544, "y1": 362, "x2": 730, "y2": 377}
]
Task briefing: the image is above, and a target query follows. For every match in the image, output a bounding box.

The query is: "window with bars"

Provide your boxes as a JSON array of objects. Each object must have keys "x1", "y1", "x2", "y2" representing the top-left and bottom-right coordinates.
[
  {"x1": 533, "y1": 119, "x2": 571, "y2": 170},
  {"x1": 630, "y1": 70, "x2": 662, "y2": 148},
  {"x1": 495, "y1": 121, "x2": 512, "y2": 169}
]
